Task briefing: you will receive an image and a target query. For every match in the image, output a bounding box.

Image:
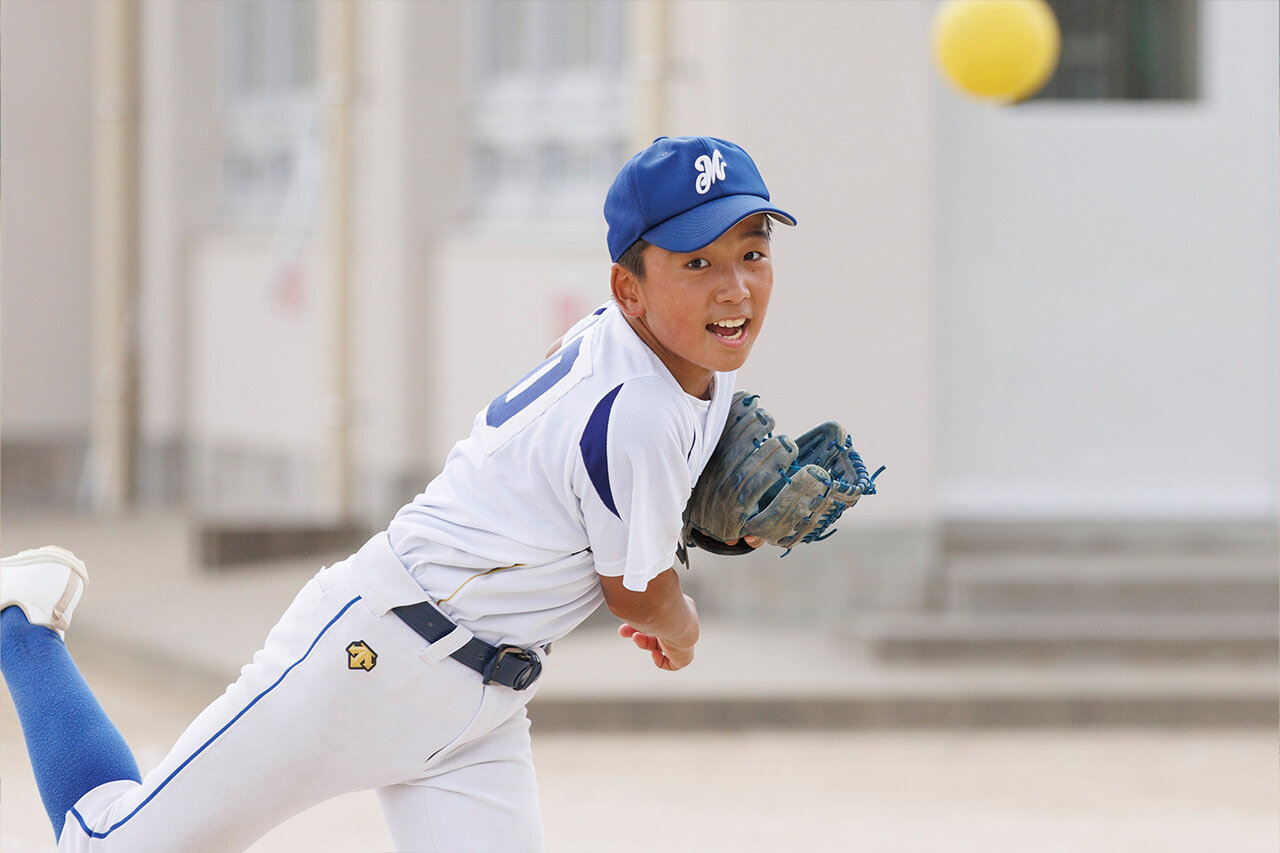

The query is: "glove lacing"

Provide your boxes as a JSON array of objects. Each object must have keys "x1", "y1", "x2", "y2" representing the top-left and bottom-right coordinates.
[{"x1": 779, "y1": 448, "x2": 886, "y2": 556}]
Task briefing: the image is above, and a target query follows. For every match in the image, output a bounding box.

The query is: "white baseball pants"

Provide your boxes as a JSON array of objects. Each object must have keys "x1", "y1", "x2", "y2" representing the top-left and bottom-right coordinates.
[{"x1": 60, "y1": 533, "x2": 546, "y2": 852}]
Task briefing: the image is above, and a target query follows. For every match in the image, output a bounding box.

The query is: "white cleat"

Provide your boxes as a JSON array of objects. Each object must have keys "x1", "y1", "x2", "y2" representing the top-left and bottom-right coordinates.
[{"x1": 0, "y1": 546, "x2": 88, "y2": 637}]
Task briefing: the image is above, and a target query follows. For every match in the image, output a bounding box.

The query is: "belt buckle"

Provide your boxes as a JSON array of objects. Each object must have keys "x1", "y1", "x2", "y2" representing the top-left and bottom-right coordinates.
[{"x1": 487, "y1": 645, "x2": 542, "y2": 691}]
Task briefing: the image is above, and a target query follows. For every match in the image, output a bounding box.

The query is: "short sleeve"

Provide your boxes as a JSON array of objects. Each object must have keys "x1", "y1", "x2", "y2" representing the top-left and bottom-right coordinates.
[{"x1": 576, "y1": 378, "x2": 695, "y2": 592}]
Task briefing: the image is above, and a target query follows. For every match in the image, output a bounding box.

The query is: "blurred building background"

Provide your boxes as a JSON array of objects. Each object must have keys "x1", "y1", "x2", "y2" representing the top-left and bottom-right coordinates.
[{"x1": 2, "y1": 0, "x2": 1276, "y2": 710}]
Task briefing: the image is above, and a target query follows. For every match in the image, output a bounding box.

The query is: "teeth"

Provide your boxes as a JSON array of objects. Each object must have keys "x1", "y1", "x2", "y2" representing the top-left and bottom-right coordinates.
[{"x1": 713, "y1": 318, "x2": 746, "y2": 328}]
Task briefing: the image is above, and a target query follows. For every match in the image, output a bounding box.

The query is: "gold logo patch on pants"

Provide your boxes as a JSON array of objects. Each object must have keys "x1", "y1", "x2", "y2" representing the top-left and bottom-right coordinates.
[{"x1": 346, "y1": 641, "x2": 377, "y2": 671}]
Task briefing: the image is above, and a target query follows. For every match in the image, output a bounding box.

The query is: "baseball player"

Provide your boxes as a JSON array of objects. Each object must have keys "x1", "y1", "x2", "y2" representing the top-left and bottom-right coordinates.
[{"x1": 1, "y1": 135, "x2": 796, "y2": 851}]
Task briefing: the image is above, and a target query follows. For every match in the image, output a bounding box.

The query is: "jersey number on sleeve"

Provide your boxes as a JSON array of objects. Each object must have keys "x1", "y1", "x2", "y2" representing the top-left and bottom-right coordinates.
[{"x1": 483, "y1": 334, "x2": 588, "y2": 452}]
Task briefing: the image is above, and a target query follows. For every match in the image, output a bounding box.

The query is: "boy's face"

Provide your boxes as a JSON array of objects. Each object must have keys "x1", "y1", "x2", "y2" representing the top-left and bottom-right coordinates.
[{"x1": 612, "y1": 214, "x2": 773, "y2": 399}]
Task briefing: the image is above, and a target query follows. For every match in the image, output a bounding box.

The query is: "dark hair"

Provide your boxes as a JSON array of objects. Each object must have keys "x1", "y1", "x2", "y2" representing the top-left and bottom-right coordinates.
[
  {"x1": 615, "y1": 216, "x2": 774, "y2": 281},
  {"x1": 617, "y1": 237, "x2": 651, "y2": 280}
]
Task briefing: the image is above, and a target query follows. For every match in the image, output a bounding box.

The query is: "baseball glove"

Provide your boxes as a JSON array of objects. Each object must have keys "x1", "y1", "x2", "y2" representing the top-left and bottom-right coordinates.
[{"x1": 682, "y1": 392, "x2": 882, "y2": 556}]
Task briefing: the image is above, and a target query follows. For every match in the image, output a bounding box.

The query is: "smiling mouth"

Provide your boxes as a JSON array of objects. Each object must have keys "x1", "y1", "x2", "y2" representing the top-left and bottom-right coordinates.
[{"x1": 707, "y1": 318, "x2": 749, "y2": 341}]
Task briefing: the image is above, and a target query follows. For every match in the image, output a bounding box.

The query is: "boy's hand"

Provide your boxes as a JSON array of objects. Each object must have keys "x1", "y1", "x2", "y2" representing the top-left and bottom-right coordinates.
[{"x1": 618, "y1": 594, "x2": 699, "y2": 671}]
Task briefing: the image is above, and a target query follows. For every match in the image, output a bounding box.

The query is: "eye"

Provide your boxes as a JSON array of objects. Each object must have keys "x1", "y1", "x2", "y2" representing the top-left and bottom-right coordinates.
[
  {"x1": 685, "y1": 258, "x2": 710, "y2": 270},
  {"x1": 744, "y1": 250, "x2": 766, "y2": 261}
]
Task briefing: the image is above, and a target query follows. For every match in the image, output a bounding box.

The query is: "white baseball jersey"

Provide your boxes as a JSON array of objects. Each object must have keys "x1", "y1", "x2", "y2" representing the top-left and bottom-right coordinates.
[{"x1": 388, "y1": 302, "x2": 736, "y2": 649}]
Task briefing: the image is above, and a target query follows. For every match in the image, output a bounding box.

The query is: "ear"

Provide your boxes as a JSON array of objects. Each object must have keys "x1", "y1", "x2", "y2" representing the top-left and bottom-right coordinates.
[{"x1": 610, "y1": 264, "x2": 646, "y2": 318}]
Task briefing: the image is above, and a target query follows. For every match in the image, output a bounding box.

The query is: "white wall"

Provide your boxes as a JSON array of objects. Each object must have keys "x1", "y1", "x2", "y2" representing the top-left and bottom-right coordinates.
[
  {"x1": 137, "y1": 0, "x2": 221, "y2": 450},
  {"x1": 428, "y1": 227, "x2": 609, "y2": 465},
  {"x1": 186, "y1": 235, "x2": 328, "y2": 518},
  {"x1": 662, "y1": 0, "x2": 940, "y2": 527},
  {"x1": 163, "y1": 2, "x2": 469, "y2": 522},
  {"x1": 936, "y1": 0, "x2": 1280, "y2": 521},
  {"x1": 1, "y1": 0, "x2": 94, "y2": 438},
  {"x1": 351, "y1": 0, "x2": 469, "y2": 517},
  {"x1": 350, "y1": 0, "x2": 425, "y2": 514}
]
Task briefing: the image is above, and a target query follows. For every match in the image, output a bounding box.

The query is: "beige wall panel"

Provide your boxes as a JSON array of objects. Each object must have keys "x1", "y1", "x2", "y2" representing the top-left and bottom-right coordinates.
[
  {"x1": 187, "y1": 236, "x2": 327, "y2": 455},
  {"x1": 1, "y1": 0, "x2": 94, "y2": 436},
  {"x1": 136, "y1": 0, "x2": 219, "y2": 445},
  {"x1": 428, "y1": 228, "x2": 608, "y2": 466},
  {"x1": 664, "y1": 0, "x2": 939, "y2": 526},
  {"x1": 349, "y1": 0, "x2": 470, "y2": 515}
]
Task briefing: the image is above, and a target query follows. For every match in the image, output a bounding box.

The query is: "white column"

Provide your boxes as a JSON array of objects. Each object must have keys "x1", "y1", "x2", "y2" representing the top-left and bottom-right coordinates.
[
  {"x1": 88, "y1": 0, "x2": 141, "y2": 512},
  {"x1": 320, "y1": 0, "x2": 356, "y2": 519}
]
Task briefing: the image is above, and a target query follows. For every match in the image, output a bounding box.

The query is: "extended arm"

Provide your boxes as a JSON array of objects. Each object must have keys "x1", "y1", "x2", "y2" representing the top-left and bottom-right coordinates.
[{"x1": 599, "y1": 568, "x2": 699, "y2": 671}]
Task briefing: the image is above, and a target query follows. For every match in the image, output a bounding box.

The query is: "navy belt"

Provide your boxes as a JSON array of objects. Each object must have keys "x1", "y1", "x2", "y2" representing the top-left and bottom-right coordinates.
[{"x1": 391, "y1": 600, "x2": 542, "y2": 691}]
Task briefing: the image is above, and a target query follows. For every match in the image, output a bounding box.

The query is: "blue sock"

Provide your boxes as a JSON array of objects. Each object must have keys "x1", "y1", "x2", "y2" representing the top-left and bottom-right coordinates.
[{"x1": 1, "y1": 606, "x2": 141, "y2": 839}]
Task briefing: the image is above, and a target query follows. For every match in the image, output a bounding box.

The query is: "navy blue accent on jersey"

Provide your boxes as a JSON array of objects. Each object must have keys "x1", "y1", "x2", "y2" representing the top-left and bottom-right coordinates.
[
  {"x1": 593, "y1": 306, "x2": 607, "y2": 315},
  {"x1": 486, "y1": 336, "x2": 584, "y2": 429},
  {"x1": 1, "y1": 607, "x2": 141, "y2": 839},
  {"x1": 580, "y1": 383, "x2": 625, "y2": 519},
  {"x1": 67, "y1": 596, "x2": 364, "y2": 841}
]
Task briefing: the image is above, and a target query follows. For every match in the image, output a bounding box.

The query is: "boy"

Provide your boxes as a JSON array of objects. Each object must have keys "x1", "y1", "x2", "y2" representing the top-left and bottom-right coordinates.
[{"x1": 1, "y1": 135, "x2": 794, "y2": 852}]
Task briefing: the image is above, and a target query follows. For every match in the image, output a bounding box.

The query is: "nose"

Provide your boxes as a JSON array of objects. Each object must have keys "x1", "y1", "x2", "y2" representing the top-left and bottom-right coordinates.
[{"x1": 715, "y1": 265, "x2": 750, "y2": 304}]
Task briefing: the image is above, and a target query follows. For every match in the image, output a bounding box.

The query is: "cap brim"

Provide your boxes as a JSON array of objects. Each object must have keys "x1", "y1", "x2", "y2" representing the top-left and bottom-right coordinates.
[{"x1": 641, "y1": 195, "x2": 796, "y2": 254}]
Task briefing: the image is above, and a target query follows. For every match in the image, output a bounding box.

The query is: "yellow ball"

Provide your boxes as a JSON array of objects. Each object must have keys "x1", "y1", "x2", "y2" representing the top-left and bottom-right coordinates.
[{"x1": 932, "y1": 0, "x2": 1062, "y2": 103}]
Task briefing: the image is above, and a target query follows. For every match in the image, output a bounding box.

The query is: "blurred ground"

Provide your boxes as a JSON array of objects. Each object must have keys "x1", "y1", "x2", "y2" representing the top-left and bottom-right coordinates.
[{"x1": 2, "y1": 648, "x2": 1275, "y2": 852}]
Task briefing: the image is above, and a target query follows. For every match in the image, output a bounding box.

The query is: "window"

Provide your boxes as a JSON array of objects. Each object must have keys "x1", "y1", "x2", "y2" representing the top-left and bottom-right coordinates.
[
  {"x1": 1037, "y1": 0, "x2": 1198, "y2": 100},
  {"x1": 469, "y1": 0, "x2": 629, "y2": 221},
  {"x1": 219, "y1": 1, "x2": 320, "y2": 223}
]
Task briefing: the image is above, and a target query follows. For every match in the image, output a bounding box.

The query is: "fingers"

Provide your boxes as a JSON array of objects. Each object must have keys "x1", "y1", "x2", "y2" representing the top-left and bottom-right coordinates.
[
  {"x1": 618, "y1": 623, "x2": 694, "y2": 670},
  {"x1": 633, "y1": 632, "x2": 661, "y2": 652},
  {"x1": 743, "y1": 535, "x2": 764, "y2": 548},
  {"x1": 619, "y1": 623, "x2": 658, "y2": 648},
  {"x1": 618, "y1": 625, "x2": 683, "y2": 668}
]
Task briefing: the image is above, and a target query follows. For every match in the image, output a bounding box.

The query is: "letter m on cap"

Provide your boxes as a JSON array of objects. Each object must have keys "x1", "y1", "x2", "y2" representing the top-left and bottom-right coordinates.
[{"x1": 694, "y1": 149, "x2": 726, "y2": 194}]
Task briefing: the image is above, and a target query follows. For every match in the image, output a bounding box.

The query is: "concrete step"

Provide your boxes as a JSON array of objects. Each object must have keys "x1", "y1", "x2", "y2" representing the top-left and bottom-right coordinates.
[
  {"x1": 943, "y1": 521, "x2": 1278, "y2": 556},
  {"x1": 529, "y1": 686, "x2": 1279, "y2": 731},
  {"x1": 531, "y1": 627, "x2": 1278, "y2": 730},
  {"x1": 944, "y1": 554, "x2": 1279, "y2": 615},
  {"x1": 851, "y1": 614, "x2": 1279, "y2": 664}
]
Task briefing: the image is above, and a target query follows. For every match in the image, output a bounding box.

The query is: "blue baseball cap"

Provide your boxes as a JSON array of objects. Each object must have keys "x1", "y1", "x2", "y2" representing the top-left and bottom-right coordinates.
[{"x1": 604, "y1": 136, "x2": 796, "y2": 262}]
